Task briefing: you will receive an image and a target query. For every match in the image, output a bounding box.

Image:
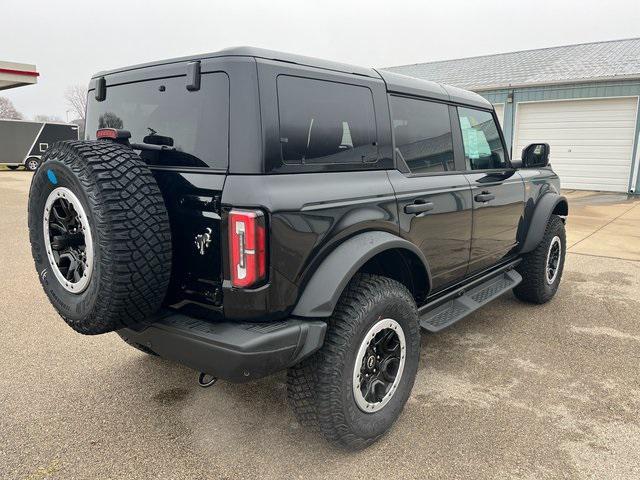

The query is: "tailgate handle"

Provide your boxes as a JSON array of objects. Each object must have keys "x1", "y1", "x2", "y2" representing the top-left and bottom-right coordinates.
[{"x1": 405, "y1": 201, "x2": 434, "y2": 214}]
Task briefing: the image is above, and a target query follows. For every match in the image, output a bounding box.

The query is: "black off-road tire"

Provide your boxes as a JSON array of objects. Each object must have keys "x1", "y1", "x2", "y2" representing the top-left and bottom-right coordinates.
[
  {"x1": 514, "y1": 214, "x2": 566, "y2": 304},
  {"x1": 287, "y1": 274, "x2": 420, "y2": 450},
  {"x1": 28, "y1": 141, "x2": 172, "y2": 335},
  {"x1": 286, "y1": 357, "x2": 320, "y2": 430}
]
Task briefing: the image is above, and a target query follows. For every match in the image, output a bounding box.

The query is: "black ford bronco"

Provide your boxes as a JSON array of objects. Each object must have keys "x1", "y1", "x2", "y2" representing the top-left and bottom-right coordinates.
[{"x1": 28, "y1": 47, "x2": 568, "y2": 450}]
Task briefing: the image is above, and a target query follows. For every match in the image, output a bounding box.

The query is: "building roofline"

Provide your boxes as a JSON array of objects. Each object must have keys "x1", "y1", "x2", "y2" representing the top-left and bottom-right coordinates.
[
  {"x1": 0, "y1": 67, "x2": 39, "y2": 77},
  {"x1": 0, "y1": 118, "x2": 77, "y2": 127},
  {"x1": 386, "y1": 36, "x2": 640, "y2": 70},
  {"x1": 471, "y1": 73, "x2": 640, "y2": 92}
]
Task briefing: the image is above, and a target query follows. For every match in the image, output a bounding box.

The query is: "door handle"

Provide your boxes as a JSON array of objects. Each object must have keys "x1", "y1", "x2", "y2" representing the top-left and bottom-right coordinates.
[
  {"x1": 405, "y1": 201, "x2": 434, "y2": 214},
  {"x1": 474, "y1": 192, "x2": 495, "y2": 203}
]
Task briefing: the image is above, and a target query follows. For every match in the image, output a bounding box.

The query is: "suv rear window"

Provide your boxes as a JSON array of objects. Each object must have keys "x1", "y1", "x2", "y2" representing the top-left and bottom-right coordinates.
[
  {"x1": 276, "y1": 76, "x2": 378, "y2": 167},
  {"x1": 86, "y1": 73, "x2": 229, "y2": 170}
]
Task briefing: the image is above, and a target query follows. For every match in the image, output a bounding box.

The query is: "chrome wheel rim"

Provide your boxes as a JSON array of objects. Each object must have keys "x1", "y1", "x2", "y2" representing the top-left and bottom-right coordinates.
[
  {"x1": 43, "y1": 187, "x2": 94, "y2": 293},
  {"x1": 352, "y1": 318, "x2": 406, "y2": 413},
  {"x1": 545, "y1": 236, "x2": 562, "y2": 285},
  {"x1": 28, "y1": 159, "x2": 39, "y2": 170}
]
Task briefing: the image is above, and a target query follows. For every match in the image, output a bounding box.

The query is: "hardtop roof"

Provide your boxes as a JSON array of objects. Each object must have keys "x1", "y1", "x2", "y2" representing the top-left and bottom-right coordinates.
[
  {"x1": 91, "y1": 46, "x2": 490, "y2": 109},
  {"x1": 91, "y1": 46, "x2": 379, "y2": 79}
]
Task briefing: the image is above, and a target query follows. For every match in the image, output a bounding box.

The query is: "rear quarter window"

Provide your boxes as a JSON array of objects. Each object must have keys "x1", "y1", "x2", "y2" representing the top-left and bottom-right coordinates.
[
  {"x1": 86, "y1": 72, "x2": 229, "y2": 170},
  {"x1": 390, "y1": 96, "x2": 455, "y2": 174},
  {"x1": 276, "y1": 75, "x2": 378, "y2": 169}
]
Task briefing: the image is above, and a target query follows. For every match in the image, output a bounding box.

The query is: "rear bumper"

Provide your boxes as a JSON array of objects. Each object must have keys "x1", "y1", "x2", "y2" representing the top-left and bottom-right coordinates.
[{"x1": 118, "y1": 311, "x2": 326, "y2": 383}]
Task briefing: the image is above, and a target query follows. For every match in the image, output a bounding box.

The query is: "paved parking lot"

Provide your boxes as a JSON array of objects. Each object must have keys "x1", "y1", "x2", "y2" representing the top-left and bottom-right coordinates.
[{"x1": 1, "y1": 170, "x2": 639, "y2": 479}]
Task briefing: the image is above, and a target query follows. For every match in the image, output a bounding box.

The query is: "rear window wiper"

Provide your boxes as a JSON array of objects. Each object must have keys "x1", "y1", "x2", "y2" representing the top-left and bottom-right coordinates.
[{"x1": 130, "y1": 142, "x2": 176, "y2": 152}]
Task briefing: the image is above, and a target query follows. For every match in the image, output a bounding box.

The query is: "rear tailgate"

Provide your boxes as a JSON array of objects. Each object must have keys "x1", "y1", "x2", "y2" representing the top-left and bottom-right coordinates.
[
  {"x1": 152, "y1": 170, "x2": 226, "y2": 309},
  {"x1": 85, "y1": 63, "x2": 230, "y2": 311}
]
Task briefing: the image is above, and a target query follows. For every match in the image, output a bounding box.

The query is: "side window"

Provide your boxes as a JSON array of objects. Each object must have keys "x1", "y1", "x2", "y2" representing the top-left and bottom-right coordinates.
[
  {"x1": 391, "y1": 96, "x2": 455, "y2": 174},
  {"x1": 457, "y1": 107, "x2": 506, "y2": 170},
  {"x1": 277, "y1": 76, "x2": 377, "y2": 166}
]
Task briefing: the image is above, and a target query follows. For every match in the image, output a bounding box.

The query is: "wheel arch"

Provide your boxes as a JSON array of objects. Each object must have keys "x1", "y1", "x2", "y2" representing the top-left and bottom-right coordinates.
[
  {"x1": 520, "y1": 193, "x2": 568, "y2": 254},
  {"x1": 292, "y1": 231, "x2": 431, "y2": 318}
]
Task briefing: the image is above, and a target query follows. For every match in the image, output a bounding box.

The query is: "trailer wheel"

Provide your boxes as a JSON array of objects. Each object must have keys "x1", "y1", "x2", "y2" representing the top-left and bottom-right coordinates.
[
  {"x1": 28, "y1": 140, "x2": 172, "y2": 335},
  {"x1": 26, "y1": 157, "x2": 41, "y2": 171}
]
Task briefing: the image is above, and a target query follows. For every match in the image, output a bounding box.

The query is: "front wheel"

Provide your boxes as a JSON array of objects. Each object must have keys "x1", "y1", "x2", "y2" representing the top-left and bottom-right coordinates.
[
  {"x1": 514, "y1": 214, "x2": 566, "y2": 304},
  {"x1": 287, "y1": 274, "x2": 420, "y2": 450}
]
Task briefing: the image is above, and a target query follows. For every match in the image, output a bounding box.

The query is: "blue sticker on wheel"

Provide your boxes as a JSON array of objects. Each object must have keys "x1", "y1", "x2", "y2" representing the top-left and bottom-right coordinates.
[{"x1": 47, "y1": 169, "x2": 58, "y2": 185}]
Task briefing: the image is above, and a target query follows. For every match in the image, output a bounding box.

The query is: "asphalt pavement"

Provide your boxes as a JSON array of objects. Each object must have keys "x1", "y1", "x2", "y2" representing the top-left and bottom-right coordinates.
[{"x1": 1, "y1": 171, "x2": 639, "y2": 479}]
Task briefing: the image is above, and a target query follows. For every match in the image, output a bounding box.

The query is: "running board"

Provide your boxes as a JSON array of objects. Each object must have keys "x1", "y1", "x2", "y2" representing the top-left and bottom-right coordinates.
[{"x1": 419, "y1": 269, "x2": 522, "y2": 332}]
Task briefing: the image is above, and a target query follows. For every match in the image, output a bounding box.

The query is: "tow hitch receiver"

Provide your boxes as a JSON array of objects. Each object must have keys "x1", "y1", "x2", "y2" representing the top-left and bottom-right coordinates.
[{"x1": 198, "y1": 372, "x2": 218, "y2": 388}]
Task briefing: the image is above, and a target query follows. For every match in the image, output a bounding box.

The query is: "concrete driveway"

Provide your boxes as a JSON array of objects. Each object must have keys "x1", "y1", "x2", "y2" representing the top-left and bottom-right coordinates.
[
  {"x1": 1, "y1": 171, "x2": 639, "y2": 479},
  {"x1": 564, "y1": 190, "x2": 640, "y2": 261}
]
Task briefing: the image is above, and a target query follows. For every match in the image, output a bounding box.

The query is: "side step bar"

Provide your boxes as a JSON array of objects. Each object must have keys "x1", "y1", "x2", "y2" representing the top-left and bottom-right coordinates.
[{"x1": 419, "y1": 269, "x2": 522, "y2": 332}]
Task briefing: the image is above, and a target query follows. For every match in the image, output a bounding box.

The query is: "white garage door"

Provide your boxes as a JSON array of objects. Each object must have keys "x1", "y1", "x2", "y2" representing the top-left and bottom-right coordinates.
[
  {"x1": 493, "y1": 103, "x2": 504, "y2": 127},
  {"x1": 514, "y1": 97, "x2": 638, "y2": 192}
]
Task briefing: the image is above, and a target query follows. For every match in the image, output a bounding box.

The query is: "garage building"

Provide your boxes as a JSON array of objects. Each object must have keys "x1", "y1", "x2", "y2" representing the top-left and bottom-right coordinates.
[{"x1": 385, "y1": 38, "x2": 640, "y2": 193}]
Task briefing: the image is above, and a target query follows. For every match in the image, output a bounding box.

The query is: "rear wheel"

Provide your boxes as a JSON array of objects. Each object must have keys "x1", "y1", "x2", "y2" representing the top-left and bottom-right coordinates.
[
  {"x1": 287, "y1": 274, "x2": 420, "y2": 450},
  {"x1": 7, "y1": 165, "x2": 20, "y2": 171},
  {"x1": 514, "y1": 214, "x2": 566, "y2": 304}
]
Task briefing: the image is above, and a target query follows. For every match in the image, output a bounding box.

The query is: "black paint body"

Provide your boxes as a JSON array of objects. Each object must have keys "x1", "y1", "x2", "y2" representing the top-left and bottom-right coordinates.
[{"x1": 86, "y1": 47, "x2": 565, "y2": 323}]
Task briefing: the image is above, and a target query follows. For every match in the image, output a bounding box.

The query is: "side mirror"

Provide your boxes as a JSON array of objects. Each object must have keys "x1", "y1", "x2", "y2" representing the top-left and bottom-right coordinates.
[{"x1": 520, "y1": 143, "x2": 550, "y2": 168}]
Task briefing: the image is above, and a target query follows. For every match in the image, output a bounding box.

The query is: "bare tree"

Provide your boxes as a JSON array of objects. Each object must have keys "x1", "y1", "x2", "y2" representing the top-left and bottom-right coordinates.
[
  {"x1": 64, "y1": 85, "x2": 88, "y2": 123},
  {"x1": 34, "y1": 114, "x2": 64, "y2": 123},
  {"x1": 0, "y1": 97, "x2": 23, "y2": 120}
]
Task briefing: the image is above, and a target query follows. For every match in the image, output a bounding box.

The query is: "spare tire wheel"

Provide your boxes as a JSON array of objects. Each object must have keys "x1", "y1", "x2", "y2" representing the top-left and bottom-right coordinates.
[{"x1": 28, "y1": 140, "x2": 172, "y2": 334}]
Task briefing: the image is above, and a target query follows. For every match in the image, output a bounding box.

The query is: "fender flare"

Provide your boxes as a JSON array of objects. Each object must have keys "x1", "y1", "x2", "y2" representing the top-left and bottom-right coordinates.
[
  {"x1": 520, "y1": 193, "x2": 568, "y2": 253},
  {"x1": 292, "y1": 231, "x2": 431, "y2": 318}
]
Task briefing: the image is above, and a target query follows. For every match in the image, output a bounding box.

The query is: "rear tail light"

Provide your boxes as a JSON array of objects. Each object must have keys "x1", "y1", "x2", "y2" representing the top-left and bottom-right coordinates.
[{"x1": 228, "y1": 209, "x2": 267, "y2": 288}]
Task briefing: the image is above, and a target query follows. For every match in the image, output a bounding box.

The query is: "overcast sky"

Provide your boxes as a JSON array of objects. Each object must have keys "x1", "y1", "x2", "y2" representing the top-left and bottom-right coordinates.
[{"x1": 2, "y1": 0, "x2": 639, "y2": 120}]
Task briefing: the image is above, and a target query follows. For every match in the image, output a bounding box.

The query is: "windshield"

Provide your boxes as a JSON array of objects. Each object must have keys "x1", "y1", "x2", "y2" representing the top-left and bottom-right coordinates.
[{"x1": 86, "y1": 73, "x2": 229, "y2": 170}]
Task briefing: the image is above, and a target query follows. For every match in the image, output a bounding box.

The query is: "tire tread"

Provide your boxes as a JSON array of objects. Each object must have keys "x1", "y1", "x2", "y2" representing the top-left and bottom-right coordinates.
[
  {"x1": 514, "y1": 214, "x2": 565, "y2": 304},
  {"x1": 287, "y1": 274, "x2": 419, "y2": 450},
  {"x1": 28, "y1": 140, "x2": 172, "y2": 334}
]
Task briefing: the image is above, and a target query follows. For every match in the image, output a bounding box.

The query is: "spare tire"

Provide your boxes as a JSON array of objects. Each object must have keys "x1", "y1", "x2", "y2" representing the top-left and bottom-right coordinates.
[{"x1": 28, "y1": 140, "x2": 172, "y2": 335}]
